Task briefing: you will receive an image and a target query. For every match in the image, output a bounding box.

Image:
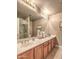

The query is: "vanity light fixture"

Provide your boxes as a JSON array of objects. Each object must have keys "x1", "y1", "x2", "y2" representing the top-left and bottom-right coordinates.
[
  {"x1": 41, "y1": 7, "x2": 51, "y2": 19},
  {"x1": 27, "y1": 0, "x2": 35, "y2": 5}
]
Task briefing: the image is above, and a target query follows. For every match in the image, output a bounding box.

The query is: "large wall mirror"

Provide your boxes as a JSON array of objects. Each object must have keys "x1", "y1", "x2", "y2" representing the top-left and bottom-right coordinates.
[{"x1": 17, "y1": 16, "x2": 32, "y2": 39}]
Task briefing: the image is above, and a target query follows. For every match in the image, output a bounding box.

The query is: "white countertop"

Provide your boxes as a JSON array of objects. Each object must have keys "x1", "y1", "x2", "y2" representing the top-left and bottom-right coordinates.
[{"x1": 17, "y1": 35, "x2": 56, "y2": 55}]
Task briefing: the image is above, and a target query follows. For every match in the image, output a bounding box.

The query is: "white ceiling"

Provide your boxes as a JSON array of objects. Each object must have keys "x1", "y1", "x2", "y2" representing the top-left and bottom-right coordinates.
[
  {"x1": 17, "y1": 0, "x2": 62, "y2": 19},
  {"x1": 17, "y1": 0, "x2": 43, "y2": 19},
  {"x1": 33, "y1": 0, "x2": 62, "y2": 15}
]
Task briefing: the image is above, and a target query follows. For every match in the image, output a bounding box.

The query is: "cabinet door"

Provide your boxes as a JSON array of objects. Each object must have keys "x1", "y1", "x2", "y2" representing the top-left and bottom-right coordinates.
[
  {"x1": 54, "y1": 37, "x2": 58, "y2": 46},
  {"x1": 48, "y1": 40, "x2": 52, "y2": 52},
  {"x1": 35, "y1": 44, "x2": 43, "y2": 59},
  {"x1": 17, "y1": 49, "x2": 34, "y2": 59},
  {"x1": 44, "y1": 41, "x2": 49, "y2": 59},
  {"x1": 17, "y1": 55, "x2": 26, "y2": 59},
  {"x1": 52, "y1": 39, "x2": 54, "y2": 49},
  {"x1": 52, "y1": 37, "x2": 58, "y2": 48}
]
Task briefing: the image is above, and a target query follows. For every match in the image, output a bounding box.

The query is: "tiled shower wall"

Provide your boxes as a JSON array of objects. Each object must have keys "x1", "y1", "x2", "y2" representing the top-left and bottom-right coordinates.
[{"x1": 32, "y1": 13, "x2": 62, "y2": 45}]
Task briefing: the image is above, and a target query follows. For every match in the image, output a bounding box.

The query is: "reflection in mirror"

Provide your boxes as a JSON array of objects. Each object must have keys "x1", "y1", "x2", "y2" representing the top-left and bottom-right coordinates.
[{"x1": 17, "y1": 17, "x2": 29, "y2": 39}]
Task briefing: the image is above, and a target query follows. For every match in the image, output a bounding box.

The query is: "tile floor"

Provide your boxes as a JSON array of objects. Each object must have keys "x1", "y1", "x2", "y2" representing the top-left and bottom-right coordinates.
[{"x1": 46, "y1": 47, "x2": 62, "y2": 59}]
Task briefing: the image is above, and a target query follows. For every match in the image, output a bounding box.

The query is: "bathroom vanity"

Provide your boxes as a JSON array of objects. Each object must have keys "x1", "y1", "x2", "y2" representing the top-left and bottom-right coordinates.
[{"x1": 17, "y1": 35, "x2": 58, "y2": 59}]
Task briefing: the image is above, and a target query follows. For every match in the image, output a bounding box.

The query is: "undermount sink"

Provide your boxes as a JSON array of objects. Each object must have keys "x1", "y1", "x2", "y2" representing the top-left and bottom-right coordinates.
[{"x1": 17, "y1": 37, "x2": 42, "y2": 49}]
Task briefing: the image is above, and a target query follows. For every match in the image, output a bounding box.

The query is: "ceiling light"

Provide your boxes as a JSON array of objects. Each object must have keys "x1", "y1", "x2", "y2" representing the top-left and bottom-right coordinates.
[{"x1": 42, "y1": 7, "x2": 51, "y2": 15}]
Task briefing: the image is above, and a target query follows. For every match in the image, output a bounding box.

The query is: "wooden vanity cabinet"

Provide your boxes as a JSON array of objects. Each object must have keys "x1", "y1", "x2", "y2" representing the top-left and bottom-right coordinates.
[
  {"x1": 48, "y1": 40, "x2": 52, "y2": 52},
  {"x1": 17, "y1": 49, "x2": 34, "y2": 59},
  {"x1": 17, "y1": 37, "x2": 57, "y2": 59},
  {"x1": 35, "y1": 44, "x2": 44, "y2": 59},
  {"x1": 43, "y1": 41, "x2": 49, "y2": 59}
]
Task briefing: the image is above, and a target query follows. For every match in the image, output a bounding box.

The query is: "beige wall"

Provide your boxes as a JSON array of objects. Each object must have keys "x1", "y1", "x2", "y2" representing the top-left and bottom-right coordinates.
[
  {"x1": 32, "y1": 18, "x2": 48, "y2": 36},
  {"x1": 48, "y1": 13, "x2": 62, "y2": 45},
  {"x1": 32, "y1": 13, "x2": 62, "y2": 45}
]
